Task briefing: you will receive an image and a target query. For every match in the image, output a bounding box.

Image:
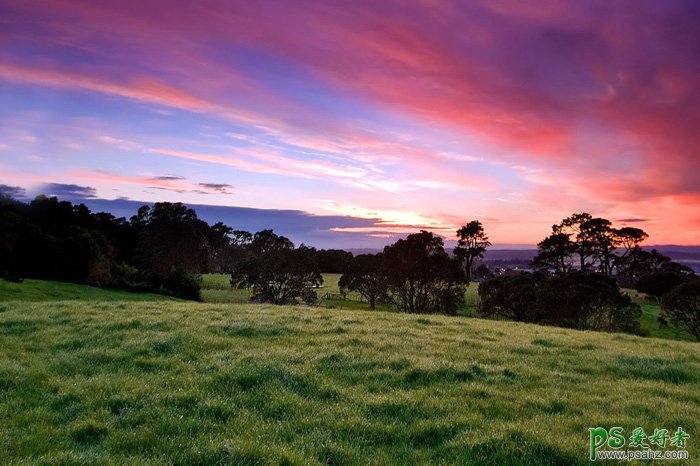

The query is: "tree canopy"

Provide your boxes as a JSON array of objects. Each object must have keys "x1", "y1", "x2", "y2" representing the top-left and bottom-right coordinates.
[
  {"x1": 454, "y1": 220, "x2": 491, "y2": 282},
  {"x1": 662, "y1": 280, "x2": 700, "y2": 341},
  {"x1": 383, "y1": 231, "x2": 465, "y2": 314},
  {"x1": 338, "y1": 254, "x2": 388, "y2": 309}
]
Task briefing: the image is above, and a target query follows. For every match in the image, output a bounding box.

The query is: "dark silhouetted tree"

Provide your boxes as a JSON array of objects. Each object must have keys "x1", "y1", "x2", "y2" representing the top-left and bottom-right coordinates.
[
  {"x1": 553, "y1": 212, "x2": 593, "y2": 270},
  {"x1": 230, "y1": 234, "x2": 322, "y2": 305},
  {"x1": 535, "y1": 272, "x2": 641, "y2": 333},
  {"x1": 662, "y1": 280, "x2": 700, "y2": 341},
  {"x1": 454, "y1": 220, "x2": 491, "y2": 282},
  {"x1": 615, "y1": 227, "x2": 648, "y2": 257},
  {"x1": 579, "y1": 218, "x2": 617, "y2": 275},
  {"x1": 478, "y1": 274, "x2": 538, "y2": 322},
  {"x1": 383, "y1": 231, "x2": 465, "y2": 314},
  {"x1": 315, "y1": 249, "x2": 354, "y2": 273},
  {"x1": 250, "y1": 229, "x2": 294, "y2": 254},
  {"x1": 635, "y1": 271, "x2": 690, "y2": 302},
  {"x1": 532, "y1": 232, "x2": 576, "y2": 273},
  {"x1": 339, "y1": 253, "x2": 388, "y2": 309},
  {"x1": 132, "y1": 202, "x2": 209, "y2": 275}
]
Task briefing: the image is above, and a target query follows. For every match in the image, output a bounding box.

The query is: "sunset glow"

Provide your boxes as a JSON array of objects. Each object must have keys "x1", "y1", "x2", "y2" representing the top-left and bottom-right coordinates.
[{"x1": 1, "y1": 0, "x2": 699, "y2": 246}]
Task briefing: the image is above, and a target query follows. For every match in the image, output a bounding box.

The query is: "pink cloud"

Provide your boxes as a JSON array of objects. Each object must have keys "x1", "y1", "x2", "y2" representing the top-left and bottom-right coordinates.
[{"x1": 2, "y1": 0, "x2": 698, "y2": 244}]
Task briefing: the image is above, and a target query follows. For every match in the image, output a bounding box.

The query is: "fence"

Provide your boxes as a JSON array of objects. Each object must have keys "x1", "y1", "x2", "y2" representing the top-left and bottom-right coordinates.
[{"x1": 322, "y1": 292, "x2": 367, "y2": 303}]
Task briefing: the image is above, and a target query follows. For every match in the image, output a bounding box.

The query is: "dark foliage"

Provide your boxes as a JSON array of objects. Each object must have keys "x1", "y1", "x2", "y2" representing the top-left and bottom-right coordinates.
[
  {"x1": 314, "y1": 248, "x2": 354, "y2": 273},
  {"x1": 0, "y1": 196, "x2": 232, "y2": 300},
  {"x1": 231, "y1": 243, "x2": 323, "y2": 305},
  {"x1": 383, "y1": 231, "x2": 465, "y2": 314},
  {"x1": 662, "y1": 280, "x2": 700, "y2": 341},
  {"x1": 532, "y1": 233, "x2": 576, "y2": 273},
  {"x1": 471, "y1": 263, "x2": 494, "y2": 281},
  {"x1": 534, "y1": 212, "x2": 652, "y2": 277},
  {"x1": 338, "y1": 254, "x2": 389, "y2": 309},
  {"x1": 636, "y1": 271, "x2": 691, "y2": 301},
  {"x1": 534, "y1": 272, "x2": 641, "y2": 334},
  {"x1": 478, "y1": 274, "x2": 538, "y2": 322},
  {"x1": 618, "y1": 248, "x2": 695, "y2": 288},
  {"x1": 454, "y1": 220, "x2": 491, "y2": 282},
  {"x1": 478, "y1": 272, "x2": 641, "y2": 334}
]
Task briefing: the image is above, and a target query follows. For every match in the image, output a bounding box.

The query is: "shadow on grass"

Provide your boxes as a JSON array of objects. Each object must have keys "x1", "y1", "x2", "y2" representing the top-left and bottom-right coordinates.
[
  {"x1": 433, "y1": 431, "x2": 583, "y2": 465},
  {"x1": 613, "y1": 356, "x2": 696, "y2": 384}
]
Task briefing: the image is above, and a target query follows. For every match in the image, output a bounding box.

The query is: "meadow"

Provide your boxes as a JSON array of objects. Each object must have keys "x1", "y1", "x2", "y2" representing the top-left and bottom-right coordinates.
[
  {"x1": 201, "y1": 274, "x2": 692, "y2": 342},
  {"x1": 0, "y1": 279, "x2": 177, "y2": 303},
  {"x1": 1, "y1": 279, "x2": 699, "y2": 465}
]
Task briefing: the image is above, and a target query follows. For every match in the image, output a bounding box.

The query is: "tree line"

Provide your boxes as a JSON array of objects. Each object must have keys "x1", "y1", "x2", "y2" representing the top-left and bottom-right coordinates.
[
  {"x1": 480, "y1": 212, "x2": 699, "y2": 339},
  {"x1": 0, "y1": 195, "x2": 351, "y2": 300},
  {"x1": 2, "y1": 194, "x2": 698, "y2": 340},
  {"x1": 337, "y1": 213, "x2": 699, "y2": 339}
]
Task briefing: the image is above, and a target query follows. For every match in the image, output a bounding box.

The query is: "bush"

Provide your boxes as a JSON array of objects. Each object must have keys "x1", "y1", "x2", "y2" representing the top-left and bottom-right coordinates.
[
  {"x1": 231, "y1": 247, "x2": 322, "y2": 305},
  {"x1": 636, "y1": 271, "x2": 689, "y2": 301},
  {"x1": 536, "y1": 272, "x2": 641, "y2": 334},
  {"x1": 478, "y1": 274, "x2": 538, "y2": 322},
  {"x1": 300, "y1": 287, "x2": 318, "y2": 306},
  {"x1": 662, "y1": 280, "x2": 700, "y2": 341},
  {"x1": 162, "y1": 267, "x2": 202, "y2": 301},
  {"x1": 478, "y1": 272, "x2": 641, "y2": 334}
]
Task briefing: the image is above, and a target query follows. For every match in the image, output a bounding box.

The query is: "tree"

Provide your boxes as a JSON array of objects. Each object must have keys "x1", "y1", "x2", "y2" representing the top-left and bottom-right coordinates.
[
  {"x1": 315, "y1": 249, "x2": 354, "y2": 273},
  {"x1": 250, "y1": 229, "x2": 294, "y2": 254},
  {"x1": 535, "y1": 272, "x2": 641, "y2": 333},
  {"x1": 532, "y1": 232, "x2": 576, "y2": 273},
  {"x1": 635, "y1": 271, "x2": 689, "y2": 302},
  {"x1": 472, "y1": 263, "x2": 494, "y2": 280},
  {"x1": 454, "y1": 220, "x2": 491, "y2": 282},
  {"x1": 131, "y1": 202, "x2": 209, "y2": 275},
  {"x1": 478, "y1": 274, "x2": 538, "y2": 322},
  {"x1": 230, "y1": 236, "x2": 322, "y2": 305},
  {"x1": 204, "y1": 222, "x2": 234, "y2": 273},
  {"x1": 383, "y1": 231, "x2": 465, "y2": 314},
  {"x1": 662, "y1": 280, "x2": 700, "y2": 341},
  {"x1": 338, "y1": 254, "x2": 388, "y2": 309},
  {"x1": 553, "y1": 213, "x2": 593, "y2": 270},
  {"x1": 615, "y1": 227, "x2": 648, "y2": 257},
  {"x1": 616, "y1": 248, "x2": 672, "y2": 288},
  {"x1": 578, "y1": 218, "x2": 617, "y2": 275}
]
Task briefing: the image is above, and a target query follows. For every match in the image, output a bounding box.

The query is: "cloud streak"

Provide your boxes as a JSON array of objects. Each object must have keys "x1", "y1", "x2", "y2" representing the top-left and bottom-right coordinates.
[{"x1": 1, "y1": 0, "x2": 698, "y2": 244}]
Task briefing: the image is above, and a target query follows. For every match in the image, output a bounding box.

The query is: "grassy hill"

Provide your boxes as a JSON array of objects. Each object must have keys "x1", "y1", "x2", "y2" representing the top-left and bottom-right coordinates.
[
  {"x1": 202, "y1": 274, "x2": 693, "y2": 342},
  {"x1": 1, "y1": 300, "x2": 698, "y2": 465},
  {"x1": 0, "y1": 278, "x2": 177, "y2": 303}
]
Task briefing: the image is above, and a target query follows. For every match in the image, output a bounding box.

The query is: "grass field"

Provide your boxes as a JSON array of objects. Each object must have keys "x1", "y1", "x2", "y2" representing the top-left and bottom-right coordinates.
[
  {"x1": 1, "y1": 299, "x2": 698, "y2": 465},
  {"x1": 0, "y1": 279, "x2": 176, "y2": 303}
]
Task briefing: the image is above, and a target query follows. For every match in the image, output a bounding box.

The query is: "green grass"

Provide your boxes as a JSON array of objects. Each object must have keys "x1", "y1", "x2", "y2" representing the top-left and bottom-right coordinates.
[
  {"x1": 622, "y1": 289, "x2": 695, "y2": 342},
  {"x1": 0, "y1": 279, "x2": 176, "y2": 302},
  {"x1": 1, "y1": 300, "x2": 698, "y2": 464}
]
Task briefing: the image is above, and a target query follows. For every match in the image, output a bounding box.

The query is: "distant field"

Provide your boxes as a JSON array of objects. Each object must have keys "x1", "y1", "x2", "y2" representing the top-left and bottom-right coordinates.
[
  {"x1": 202, "y1": 273, "x2": 481, "y2": 315},
  {"x1": 1, "y1": 301, "x2": 698, "y2": 464},
  {"x1": 202, "y1": 274, "x2": 691, "y2": 341},
  {"x1": 622, "y1": 289, "x2": 695, "y2": 342},
  {"x1": 0, "y1": 279, "x2": 176, "y2": 302}
]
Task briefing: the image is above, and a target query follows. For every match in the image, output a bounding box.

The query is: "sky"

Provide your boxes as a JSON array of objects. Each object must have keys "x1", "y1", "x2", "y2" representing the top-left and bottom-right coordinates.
[{"x1": 1, "y1": 0, "x2": 699, "y2": 248}]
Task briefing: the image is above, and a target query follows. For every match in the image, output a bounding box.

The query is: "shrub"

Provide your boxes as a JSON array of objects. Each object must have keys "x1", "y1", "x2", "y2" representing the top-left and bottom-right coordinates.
[
  {"x1": 478, "y1": 274, "x2": 538, "y2": 322},
  {"x1": 662, "y1": 280, "x2": 700, "y2": 341}
]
